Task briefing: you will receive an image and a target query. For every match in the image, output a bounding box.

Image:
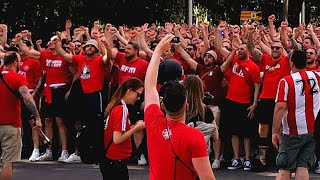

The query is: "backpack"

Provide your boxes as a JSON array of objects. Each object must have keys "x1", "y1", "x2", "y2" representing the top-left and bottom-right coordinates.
[{"x1": 187, "y1": 106, "x2": 216, "y2": 153}]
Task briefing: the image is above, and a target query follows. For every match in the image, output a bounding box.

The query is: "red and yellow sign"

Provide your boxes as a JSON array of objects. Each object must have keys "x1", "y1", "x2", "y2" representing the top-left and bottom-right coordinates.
[{"x1": 240, "y1": 11, "x2": 262, "y2": 21}]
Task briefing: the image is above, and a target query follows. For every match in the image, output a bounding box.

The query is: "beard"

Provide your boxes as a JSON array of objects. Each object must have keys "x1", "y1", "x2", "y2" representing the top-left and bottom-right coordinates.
[
  {"x1": 307, "y1": 59, "x2": 314, "y2": 65},
  {"x1": 125, "y1": 55, "x2": 134, "y2": 60}
]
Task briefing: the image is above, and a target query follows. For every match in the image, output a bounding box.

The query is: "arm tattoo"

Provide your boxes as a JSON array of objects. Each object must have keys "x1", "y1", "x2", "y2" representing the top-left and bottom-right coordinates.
[
  {"x1": 19, "y1": 86, "x2": 40, "y2": 119},
  {"x1": 290, "y1": 37, "x2": 300, "y2": 50},
  {"x1": 247, "y1": 33, "x2": 256, "y2": 50},
  {"x1": 247, "y1": 33, "x2": 262, "y2": 61}
]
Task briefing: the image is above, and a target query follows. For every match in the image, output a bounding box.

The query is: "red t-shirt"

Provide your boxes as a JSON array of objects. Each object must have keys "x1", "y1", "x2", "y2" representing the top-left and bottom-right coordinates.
[
  {"x1": 19, "y1": 57, "x2": 42, "y2": 89},
  {"x1": 260, "y1": 54, "x2": 290, "y2": 99},
  {"x1": 226, "y1": 56, "x2": 261, "y2": 103},
  {"x1": 145, "y1": 104, "x2": 208, "y2": 180},
  {"x1": 196, "y1": 64, "x2": 225, "y2": 106},
  {"x1": 0, "y1": 69, "x2": 28, "y2": 127},
  {"x1": 104, "y1": 104, "x2": 132, "y2": 160},
  {"x1": 40, "y1": 50, "x2": 70, "y2": 85},
  {"x1": 306, "y1": 65, "x2": 320, "y2": 71},
  {"x1": 72, "y1": 55, "x2": 106, "y2": 94},
  {"x1": 115, "y1": 52, "x2": 149, "y2": 84}
]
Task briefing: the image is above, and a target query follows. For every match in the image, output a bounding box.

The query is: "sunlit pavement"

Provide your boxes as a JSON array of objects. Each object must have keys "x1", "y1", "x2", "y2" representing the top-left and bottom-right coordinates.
[{"x1": 1, "y1": 160, "x2": 319, "y2": 180}]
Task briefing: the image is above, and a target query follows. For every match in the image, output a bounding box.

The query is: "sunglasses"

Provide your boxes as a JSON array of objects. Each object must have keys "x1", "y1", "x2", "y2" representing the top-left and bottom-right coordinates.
[
  {"x1": 306, "y1": 52, "x2": 314, "y2": 55},
  {"x1": 133, "y1": 90, "x2": 142, "y2": 98},
  {"x1": 185, "y1": 48, "x2": 193, "y2": 51},
  {"x1": 204, "y1": 53, "x2": 214, "y2": 58},
  {"x1": 75, "y1": 44, "x2": 82, "y2": 48},
  {"x1": 271, "y1": 46, "x2": 282, "y2": 50}
]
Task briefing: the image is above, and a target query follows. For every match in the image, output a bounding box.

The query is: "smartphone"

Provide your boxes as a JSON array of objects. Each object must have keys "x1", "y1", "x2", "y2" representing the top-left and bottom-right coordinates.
[
  {"x1": 221, "y1": 31, "x2": 225, "y2": 37},
  {"x1": 171, "y1": 37, "x2": 180, "y2": 43}
]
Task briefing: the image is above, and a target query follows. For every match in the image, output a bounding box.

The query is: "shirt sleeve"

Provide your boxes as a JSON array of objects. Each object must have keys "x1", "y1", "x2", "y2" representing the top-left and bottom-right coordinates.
[
  {"x1": 275, "y1": 78, "x2": 288, "y2": 102},
  {"x1": 145, "y1": 104, "x2": 166, "y2": 127},
  {"x1": 115, "y1": 52, "x2": 125, "y2": 64},
  {"x1": 111, "y1": 105, "x2": 127, "y2": 132},
  {"x1": 250, "y1": 63, "x2": 261, "y2": 83},
  {"x1": 189, "y1": 129, "x2": 208, "y2": 158},
  {"x1": 72, "y1": 55, "x2": 81, "y2": 66}
]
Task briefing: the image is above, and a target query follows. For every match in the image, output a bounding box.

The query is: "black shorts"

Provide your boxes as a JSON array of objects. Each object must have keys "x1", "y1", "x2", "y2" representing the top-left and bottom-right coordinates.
[
  {"x1": 21, "y1": 102, "x2": 33, "y2": 122},
  {"x1": 41, "y1": 87, "x2": 68, "y2": 119},
  {"x1": 223, "y1": 99, "x2": 256, "y2": 138},
  {"x1": 256, "y1": 98, "x2": 275, "y2": 125}
]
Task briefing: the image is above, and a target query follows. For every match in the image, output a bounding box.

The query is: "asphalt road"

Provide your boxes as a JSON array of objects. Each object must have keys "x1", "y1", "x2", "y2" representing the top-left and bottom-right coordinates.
[{"x1": 1, "y1": 160, "x2": 320, "y2": 180}]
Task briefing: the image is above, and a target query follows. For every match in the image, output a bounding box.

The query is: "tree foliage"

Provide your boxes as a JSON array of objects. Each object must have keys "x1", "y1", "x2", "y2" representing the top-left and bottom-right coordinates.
[{"x1": 0, "y1": 0, "x2": 319, "y2": 42}]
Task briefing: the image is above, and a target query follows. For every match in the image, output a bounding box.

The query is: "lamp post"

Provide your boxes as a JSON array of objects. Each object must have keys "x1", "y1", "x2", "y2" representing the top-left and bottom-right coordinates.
[{"x1": 188, "y1": 0, "x2": 192, "y2": 25}]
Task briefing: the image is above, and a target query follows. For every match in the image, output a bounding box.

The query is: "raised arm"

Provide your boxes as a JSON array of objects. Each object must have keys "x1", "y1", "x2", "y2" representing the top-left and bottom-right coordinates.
[
  {"x1": 175, "y1": 44, "x2": 198, "y2": 71},
  {"x1": 52, "y1": 38, "x2": 73, "y2": 63},
  {"x1": 138, "y1": 31, "x2": 154, "y2": 58},
  {"x1": 214, "y1": 31, "x2": 230, "y2": 59},
  {"x1": 16, "y1": 33, "x2": 40, "y2": 59},
  {"x1": 173, "y1": 24, "x2": 187, "y2": 48},
  {"x1": 65, "y1": 19, "x2": 72, "y2": 42},
  {"x1": 220, "y1": 43, "x2": 237, "y2": 73},
  {"x1": 0, "y1": 24, "x2": 8, "y2": 47},
  {"x1": 307, "y1": 24, "x2": 320, "y2": 50},
  {"x1": 105, "y1": 27, "x2": 118, "y2": 59},
  {"x1": 247, "y1": 31, "x2": 263, "y2": 62},
  {"x1": 144, "y1": 34, "x2": 175, "y2": 110},
  {"x1": 101, "y1": 40, "x2": 112, "y2": 66},
  {"x1": 115, "y1": 30, "x2": 129, "y2": 46}
]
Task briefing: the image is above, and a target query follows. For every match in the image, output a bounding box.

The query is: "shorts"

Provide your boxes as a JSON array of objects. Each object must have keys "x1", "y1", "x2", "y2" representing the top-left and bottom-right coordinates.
[
  {"x1": 41, "y1": 87, "x2": 68, "y2": 119},
  {"x1": 256, "y1": 98, "x2": 275, "y2": 125},
  {"x1": 0, "y1": 125, "x2": 22, "y2": 163},
  {"x1": 276, "y1": 134, "x2": 316, "y2": 170},
  {"x1": 223, "y1": 99, "x2": 256, "y2": 138}
]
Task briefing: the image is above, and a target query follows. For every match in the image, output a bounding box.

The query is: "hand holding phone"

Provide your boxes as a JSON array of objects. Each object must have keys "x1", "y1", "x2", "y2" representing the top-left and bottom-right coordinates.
[{"x1": 170, "y1": 37, "x2": 180, "y2": 43}]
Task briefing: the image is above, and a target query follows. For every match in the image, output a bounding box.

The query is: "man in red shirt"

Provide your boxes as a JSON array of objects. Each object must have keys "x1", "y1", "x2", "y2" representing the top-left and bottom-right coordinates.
[
  {"x1": 144, "y1": 34, "x2": 215, "y2": 180},
  {"x1": 223, "y1": 44, "x2": 261, "y2": 171},
  {"x1": 17, "y1": 34, "x2": 71, "y2": 162},
  {"x1": 18, "y1": 40, "x2": 44, "y2": 162},
  {"x1": 272, "y1": 50, "x2": 319, "y2": 179},
  {"x1": 305, "y1": 47, "x2": 319, "y2": 71},
  {"x1": 0, "y1": 51, "x2": 42, "y2": 180},
  {"x1": 53, "y1": 37, "x2": 111, "y2": 164},
  {"x1": 248, "y1": 31, "x2": 291, "y2": 168}
]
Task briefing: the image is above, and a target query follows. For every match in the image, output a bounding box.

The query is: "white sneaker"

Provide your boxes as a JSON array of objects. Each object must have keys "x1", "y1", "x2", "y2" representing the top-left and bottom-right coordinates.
[
  {"x1": 211, "y1": 159, "x2": 220, "y2": 169},
  {"x1": 58, "y1": 152, "x2": 69, "y2": 162},
  {"x1": 63, "y1": 153, "x2": 81, "y2": 163},
  {"x1": 138, "y1": 154, "x2": 147, "y2": 166},
  {"x1": 36, "y1": 152, "x2": 53, "y2": 161},
  {"x1": 315, "y1": 161, "x2": 320, "y2": 174},
  {"x1": 28, "y1": 150, "x2": 40, "y2": 162}
]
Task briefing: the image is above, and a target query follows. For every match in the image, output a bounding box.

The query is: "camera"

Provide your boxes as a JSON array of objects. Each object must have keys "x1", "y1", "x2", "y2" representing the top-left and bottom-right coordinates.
[{"x1": 171, "y1": 37, "x2": 180, "y2": 43}]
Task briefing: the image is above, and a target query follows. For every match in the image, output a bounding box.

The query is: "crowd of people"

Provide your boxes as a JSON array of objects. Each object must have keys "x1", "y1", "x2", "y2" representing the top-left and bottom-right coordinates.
[{"x1": 1, "y1": 14, "x2": 320, "y2": 180}]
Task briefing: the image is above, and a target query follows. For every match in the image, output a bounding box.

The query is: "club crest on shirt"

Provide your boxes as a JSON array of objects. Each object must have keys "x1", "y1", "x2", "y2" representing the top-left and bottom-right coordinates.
[
  {"x1": 81, "y1": 65, "x2": 90, "y2": 79},
  {"x1": 23, "y1": 65, "x2": 29, "y2": 71},
  {"x1": 208, "y1": 71, "x2": 214, "y2": 76},
  {"x1": 162, "y1": 127, "x2": 172, "y2": 140}
]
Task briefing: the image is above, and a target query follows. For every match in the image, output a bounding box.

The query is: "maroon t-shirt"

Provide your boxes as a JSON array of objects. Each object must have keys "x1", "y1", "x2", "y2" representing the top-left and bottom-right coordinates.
[{"x1": 196, "y1": 64, "x2": 225, "y2": 106}]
